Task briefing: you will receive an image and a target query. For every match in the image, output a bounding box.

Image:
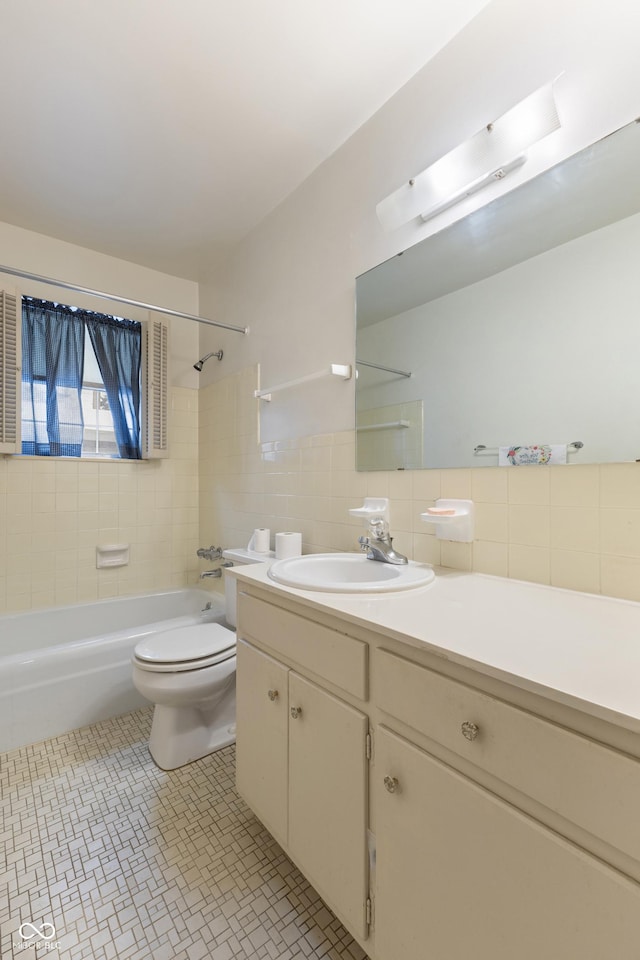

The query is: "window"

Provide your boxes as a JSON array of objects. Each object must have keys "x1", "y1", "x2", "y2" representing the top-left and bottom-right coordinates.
[
  {"x1": 0, "y1": 290, "x2": 169, "y2": 459},
  {"x1": 21, "y1": 298, "x2": 142, "y2": 459}
]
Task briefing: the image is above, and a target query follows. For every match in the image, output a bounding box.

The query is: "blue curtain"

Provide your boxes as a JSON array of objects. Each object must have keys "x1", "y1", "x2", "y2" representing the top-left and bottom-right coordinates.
[
  {"x1": 86, "y1": 315, "x2": 142, "y2": 459},
  {"x1": 22, "y1": 299, "x2": 85, "y2": 456}
]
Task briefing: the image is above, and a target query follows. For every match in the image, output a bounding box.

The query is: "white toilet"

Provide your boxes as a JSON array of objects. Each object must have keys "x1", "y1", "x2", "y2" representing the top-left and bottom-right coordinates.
[{"x1": 132, "y1": 547, "x2": 272, "y2": 770}]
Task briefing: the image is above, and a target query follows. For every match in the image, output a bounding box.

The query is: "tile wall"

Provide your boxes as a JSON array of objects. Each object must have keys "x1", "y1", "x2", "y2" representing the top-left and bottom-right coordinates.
[
  {"x1": 4, "y1": 364, "x2": 637, "y2": 614},
  {"x1": 0, "y1": 387, "x2": 199, "y2": 614},
  {"x1": 199, "y1": 366, "x2": 640, "y2": 603}
]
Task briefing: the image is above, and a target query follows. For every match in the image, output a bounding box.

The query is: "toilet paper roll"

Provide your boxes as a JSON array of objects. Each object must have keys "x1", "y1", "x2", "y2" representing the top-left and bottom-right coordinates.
[
  {"x1": 248, "y1": 527, "x2": 271, "y2": 553},
  {"x1": 275, "y1": 531, "x2": 303, "y2": 560}
]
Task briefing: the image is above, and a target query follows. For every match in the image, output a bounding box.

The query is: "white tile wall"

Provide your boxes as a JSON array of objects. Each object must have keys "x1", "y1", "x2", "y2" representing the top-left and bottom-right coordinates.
[
  {"x1": 0, "y1": 387, "x2": 199, "y2": 614},
  {"x1": 4, "y1": 366, "x2": 640, "y2": 613},
  {"x1": 199, "y1": 366, "x2": 640, "y2": 603}
]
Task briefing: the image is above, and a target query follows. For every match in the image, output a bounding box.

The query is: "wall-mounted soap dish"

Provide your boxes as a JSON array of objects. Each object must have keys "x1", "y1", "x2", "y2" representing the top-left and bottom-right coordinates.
[
  {"x1": 96, "y1": 544, "x2": 130, "y2": 569},
  {"x1": 420, "y1": 499, "x2": 474, "y2": 542},
  {"x1": 348, "y1": 497, "x2": 390, "y2": 524}
]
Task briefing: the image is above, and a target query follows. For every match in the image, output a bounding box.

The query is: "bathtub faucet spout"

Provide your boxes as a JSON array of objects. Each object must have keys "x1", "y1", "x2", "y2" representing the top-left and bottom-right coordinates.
[{"x1": 200, "y1": 562, "x2": 233, "y2": 580}]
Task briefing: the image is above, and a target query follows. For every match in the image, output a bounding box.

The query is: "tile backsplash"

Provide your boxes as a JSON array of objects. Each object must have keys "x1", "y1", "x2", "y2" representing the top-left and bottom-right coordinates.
[
  {"x1": 199, "y1": 366, "x2": 640, "y2": 604},
  {"x1": 3, "y1": 368, "x2": 639, "y2": 614},
  {"x1": 0, "y1": 387, "x2": 199, "y2": 614}
]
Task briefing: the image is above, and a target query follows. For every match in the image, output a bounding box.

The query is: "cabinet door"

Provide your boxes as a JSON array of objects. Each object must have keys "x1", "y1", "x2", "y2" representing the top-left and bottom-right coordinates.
[
  {"x1": 288, "y1": 672, "x2": 369, "y2": 940},
  {"x1": 236, "y1": 639, "x2": 289, "y2": 845},
  {"x1": 376, "y1": 726, "x2": 640, "y2": 960}
]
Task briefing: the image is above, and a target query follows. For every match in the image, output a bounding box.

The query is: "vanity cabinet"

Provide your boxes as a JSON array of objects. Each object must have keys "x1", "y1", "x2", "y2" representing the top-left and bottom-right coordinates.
[
  {"x1": 375, "y1": 726, "x2": 640, "y2": 960},
  {"x1": 236, "y1": 634, "x2": 370, "y2": 941},
  {"x1": 234, "y1": 576, "x2": 640, "y2": 960},
  {"x1": 375, "y1": 648, "x2": 640, "y2": 863},
  {"x1": 374, "y1": 649, "x2": 640, "y2": 960}
]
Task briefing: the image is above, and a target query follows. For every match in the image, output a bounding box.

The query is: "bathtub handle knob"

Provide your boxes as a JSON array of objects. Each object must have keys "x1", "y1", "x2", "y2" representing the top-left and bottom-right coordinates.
[
  {"x1": 290, "y1": 706, "x2": 302, "y2": 719},
  {"x1": 267, "y1": 689, "x2": 279, "y2": 701}
]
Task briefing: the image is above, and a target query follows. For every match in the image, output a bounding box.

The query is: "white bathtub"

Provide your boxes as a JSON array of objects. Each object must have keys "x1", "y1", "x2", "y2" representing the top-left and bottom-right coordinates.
[{"x1": 0, "y1": 588, "x2": 227, "y2": 753}]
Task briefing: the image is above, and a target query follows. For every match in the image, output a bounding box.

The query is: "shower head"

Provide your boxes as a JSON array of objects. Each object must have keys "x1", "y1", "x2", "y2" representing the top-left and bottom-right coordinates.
[{"x1": 193, "y1": 350, "x2": 223, "y2": 371}]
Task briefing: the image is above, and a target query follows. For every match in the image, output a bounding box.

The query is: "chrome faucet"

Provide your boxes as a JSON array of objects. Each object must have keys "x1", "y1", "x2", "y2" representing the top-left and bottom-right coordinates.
[
  {"x1": 358, "y1": 517, "x2": 408, "y2": 565},
  {"x1": 200, "y1": 561, "x2": 233, "y2": 580}
]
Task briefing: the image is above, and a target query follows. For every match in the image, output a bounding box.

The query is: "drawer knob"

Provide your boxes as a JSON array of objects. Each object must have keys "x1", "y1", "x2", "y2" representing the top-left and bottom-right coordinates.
[
  {"x1": 290, "y1": 706, "x2": 302, "y2": 720},
  {"x1": 461, "y1": 720, "x2": 480, "y2": 741},
  {"x1": 267, "y1": 689, "x2": 279, "y2": 701},
  {"x1": 383, "y1": 776, "x2": 399, "y2": 794}
]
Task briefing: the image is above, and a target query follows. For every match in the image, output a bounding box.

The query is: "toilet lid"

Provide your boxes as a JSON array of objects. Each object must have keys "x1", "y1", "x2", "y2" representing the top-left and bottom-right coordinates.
[{"x1": 134, "y1": 623, "x2": 235, "y2": 665}]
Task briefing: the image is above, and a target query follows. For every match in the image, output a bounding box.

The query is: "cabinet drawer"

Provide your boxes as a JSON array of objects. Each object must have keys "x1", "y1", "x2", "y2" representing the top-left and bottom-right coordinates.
[
  {"x1": 238, "y1": 593, "x2": 367, "y2": 700},
  {"x1": 376, "y1": 648, "x2": 640, "y2": 862}
]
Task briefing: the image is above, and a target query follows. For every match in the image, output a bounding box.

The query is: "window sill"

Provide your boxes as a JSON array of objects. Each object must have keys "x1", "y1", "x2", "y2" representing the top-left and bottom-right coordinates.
[{"x1": 3, "y1": 453, "x2": 149, "y2": 464}]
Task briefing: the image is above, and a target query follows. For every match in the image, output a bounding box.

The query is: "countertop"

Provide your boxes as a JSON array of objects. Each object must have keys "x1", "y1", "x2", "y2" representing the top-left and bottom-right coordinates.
[{"x1": 228, "y1": 561, "x2": 640, "y2": 734}]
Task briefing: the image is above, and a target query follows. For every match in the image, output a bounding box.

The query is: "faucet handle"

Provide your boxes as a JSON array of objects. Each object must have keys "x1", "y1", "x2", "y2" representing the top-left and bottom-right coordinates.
[
  {"x1": 358, "y1": 535, "x2": 370, "y2": 552},
  {"x1": 197, "y1": 545, "x2": 222, "y2": 561},
  {"x1": 368, "y1": 517, "x2": 389, "y2": 540}
]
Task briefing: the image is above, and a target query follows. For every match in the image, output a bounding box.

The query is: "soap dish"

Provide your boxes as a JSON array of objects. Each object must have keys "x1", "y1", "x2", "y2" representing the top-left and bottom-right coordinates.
[
  {"x1": 96, "y1": 543, "x2": 130, "y2": 568},
  {"x1": 420, "y1": 499, "x2": 474, "y2": 542}
]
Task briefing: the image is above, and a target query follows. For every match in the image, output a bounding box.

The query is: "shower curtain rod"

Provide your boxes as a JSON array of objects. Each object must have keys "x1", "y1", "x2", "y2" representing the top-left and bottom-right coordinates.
[{"x1": 0, "y1": 263, "x2": 248, "y2": 334}]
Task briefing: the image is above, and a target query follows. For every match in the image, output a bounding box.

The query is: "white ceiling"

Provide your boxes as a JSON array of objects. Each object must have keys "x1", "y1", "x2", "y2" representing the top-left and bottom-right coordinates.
[{"x1": 0, "y1": 0, "x2": 490, "y2": 281}]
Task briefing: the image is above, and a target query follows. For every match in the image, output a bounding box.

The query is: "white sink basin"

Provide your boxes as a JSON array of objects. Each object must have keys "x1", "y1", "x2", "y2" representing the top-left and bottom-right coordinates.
[{"x1": 267, "y1": 553, "x2": 435, "y2": 593}]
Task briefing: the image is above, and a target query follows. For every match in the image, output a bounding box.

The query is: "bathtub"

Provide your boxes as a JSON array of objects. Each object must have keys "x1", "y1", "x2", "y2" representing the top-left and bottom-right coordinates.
[{"x1": 0, "y1": 588, "x2": 227, "y2": 753}]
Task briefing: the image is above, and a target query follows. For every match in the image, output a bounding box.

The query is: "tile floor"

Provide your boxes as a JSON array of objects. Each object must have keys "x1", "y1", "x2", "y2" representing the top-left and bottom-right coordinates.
[{"x1": 0, "y1": 709, "x2": 368, "y2": 960}]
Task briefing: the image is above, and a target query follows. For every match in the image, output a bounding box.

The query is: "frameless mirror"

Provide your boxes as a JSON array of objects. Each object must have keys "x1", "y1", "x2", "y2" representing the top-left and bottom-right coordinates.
[{"x1": 356, "y1": 118, "x2": 640, "y2": 470}]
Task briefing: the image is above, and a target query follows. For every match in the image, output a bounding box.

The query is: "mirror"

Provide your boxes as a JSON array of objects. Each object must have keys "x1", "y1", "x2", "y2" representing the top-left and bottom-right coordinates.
[{"x1": 356, "y1": 118, "x2": 640, "y2": 470}]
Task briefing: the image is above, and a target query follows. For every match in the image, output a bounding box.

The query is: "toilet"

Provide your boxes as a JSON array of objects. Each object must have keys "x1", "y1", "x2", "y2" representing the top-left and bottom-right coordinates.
[{"x1": 132, "y1": 547, "x2": 273, "y2": 770}]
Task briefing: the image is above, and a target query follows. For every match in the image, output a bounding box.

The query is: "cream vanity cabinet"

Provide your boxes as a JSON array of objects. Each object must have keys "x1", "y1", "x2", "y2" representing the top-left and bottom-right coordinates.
[
  {"x1": 235, "y1": 577, "x2": 640, "y2": 960},
  {"x1": 374, "y1": 648, "x2": 640, "y2": 960},
  {"x1": 235, "y1": 591, "x2": 371, "y2": 942}
]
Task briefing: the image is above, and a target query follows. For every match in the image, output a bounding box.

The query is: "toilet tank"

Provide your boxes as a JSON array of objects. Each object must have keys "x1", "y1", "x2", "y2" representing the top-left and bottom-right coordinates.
[{"x1": 222, "y1": 548, "x2": 275, "y2": 627}]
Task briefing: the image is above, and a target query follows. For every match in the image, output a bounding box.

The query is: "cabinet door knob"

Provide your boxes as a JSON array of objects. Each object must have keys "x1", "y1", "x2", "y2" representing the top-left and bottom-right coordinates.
[
  {"x1": 461, "y1": 720, "x2": 480, "y2": 741},
  {"x1": 267, "y1": 689, "x2": 279, "y2": 701},
  {"x1": 290, "y1": 706, "x2": 302, "y2": 719},
  {"x1": 383, "y1": 775, "x2": 399, "y2": 794}
]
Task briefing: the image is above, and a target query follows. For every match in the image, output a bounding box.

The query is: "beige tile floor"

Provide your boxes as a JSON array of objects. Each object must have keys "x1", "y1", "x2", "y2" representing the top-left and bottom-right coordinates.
[{"x1": 0, "y1": 709, "x2": 368, "y2": 960}]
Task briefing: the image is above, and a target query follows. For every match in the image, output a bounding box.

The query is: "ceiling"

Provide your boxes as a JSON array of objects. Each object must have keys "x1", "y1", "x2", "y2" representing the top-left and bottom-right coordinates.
[{"x1": 0, "y1": 0, "x2": 490, "y2": 281}]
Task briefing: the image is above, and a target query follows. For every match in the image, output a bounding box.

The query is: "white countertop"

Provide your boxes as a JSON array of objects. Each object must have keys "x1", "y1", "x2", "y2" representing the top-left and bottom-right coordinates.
[{"x1": 228, "y1": 562, "x2": 640, "y2": 734}]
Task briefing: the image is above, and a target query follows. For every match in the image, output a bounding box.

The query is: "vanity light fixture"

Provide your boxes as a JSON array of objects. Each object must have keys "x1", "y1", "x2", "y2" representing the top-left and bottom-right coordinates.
[
  {"x1": 418, "y1": 154, "x2": 527, "y2": 223},
  {"x1": 376, "y1": 79, "x2": 561, "y2": 231}
]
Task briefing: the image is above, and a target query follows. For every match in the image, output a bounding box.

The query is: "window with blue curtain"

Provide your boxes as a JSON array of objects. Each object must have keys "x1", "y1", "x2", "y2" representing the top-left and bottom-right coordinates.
[{"x1": 21, "y1": 298, "x2": 142, "y2": 459}]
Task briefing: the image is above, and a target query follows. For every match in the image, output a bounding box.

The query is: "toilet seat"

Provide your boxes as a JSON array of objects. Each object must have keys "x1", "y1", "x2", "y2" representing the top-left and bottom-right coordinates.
[{"x1": 134, "y1": 623, "x2": 236, "y2": 674}]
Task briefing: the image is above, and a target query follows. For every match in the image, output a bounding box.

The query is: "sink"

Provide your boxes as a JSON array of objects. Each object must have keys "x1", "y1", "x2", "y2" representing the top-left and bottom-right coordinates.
[{"x1": 267, "y1": 552, "x2": 435, "y2": 593}]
